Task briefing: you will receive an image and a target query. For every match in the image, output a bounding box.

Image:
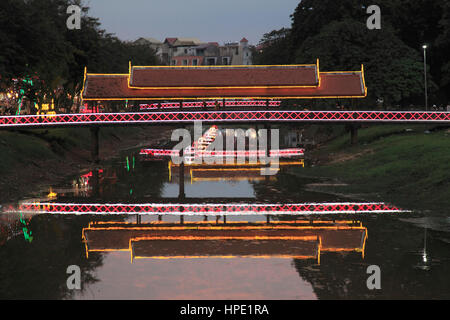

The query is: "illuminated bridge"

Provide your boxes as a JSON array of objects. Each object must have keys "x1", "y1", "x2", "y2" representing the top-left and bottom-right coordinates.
[
  {"x1": 2, "y1": 61, "x2": 447, "y2": 162},
  {"x1": 12, "y1": 201, "x2": 408, "y2": 215},
  {"x1": 3, "y1": 60, "x2": 448, "y2": 128},
  {"x1": 0, "y1": 110, "x2": 449, "y2": 129}
]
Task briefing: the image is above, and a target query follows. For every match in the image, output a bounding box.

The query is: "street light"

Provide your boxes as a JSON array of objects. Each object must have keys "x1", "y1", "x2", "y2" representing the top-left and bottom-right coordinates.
[{"x1": 422, "y1": 45, "x2": 428, "y2": 111}]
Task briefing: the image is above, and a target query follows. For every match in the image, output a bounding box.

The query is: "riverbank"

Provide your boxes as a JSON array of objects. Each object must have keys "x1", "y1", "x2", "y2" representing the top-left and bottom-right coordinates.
[
  {"x1": 290, "y1": 124, "x2": 450, "y2": 213},
  {"x1": 0, "y1": 126, "x2": 173, "y2": 204}
]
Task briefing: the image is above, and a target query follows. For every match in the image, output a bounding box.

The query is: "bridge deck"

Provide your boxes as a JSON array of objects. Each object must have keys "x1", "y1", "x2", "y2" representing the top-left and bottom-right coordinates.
[{"x1": 0, "y1": 111, "x2": 449, "y2": 128}]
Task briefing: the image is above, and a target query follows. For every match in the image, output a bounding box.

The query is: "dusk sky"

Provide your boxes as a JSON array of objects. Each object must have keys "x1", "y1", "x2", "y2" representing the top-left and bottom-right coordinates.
[{"x1": 86, "y1": 0, "x2": 300, "y2": 45}]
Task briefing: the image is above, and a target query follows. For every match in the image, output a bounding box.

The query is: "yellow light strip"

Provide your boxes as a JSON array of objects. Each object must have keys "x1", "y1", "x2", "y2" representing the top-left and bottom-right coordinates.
[
  {"x1": 87, "y1": 219, "x2": 359, "y2": 226},
  {"x1": 133, "y1": 254, "x2": 317, "y2": 260},
  {"x1": 317, "y1": 59, "x2": 321, "y2": 88},
  {"x1": 131, "y1": 63, "x2": 318, "y2": 68},
  {"x1": 128, "y1": 62, "x2": 319, "y2": 90},
  {"x1": 86, "y1": 73, "x2": 129, "y2": 76},
  {"x1": 318, "y1": 236, "x2": 322, "y2": 264},
  {"x1": 131, "y1": 235, "x2": 320, "y2": 241},
  {"x1": 361, "y1": 228, "x2": 368, "y2": 259},
  {"x1": 171, "y1": 161, "x2": 304, "y2": 168},
  {"x1": 80, "y1": 66, "x2": 87, "y2": 104},
  {"x1": 127, "y1": 85, "x2": 319, "y2": 90},
  {"x1": 82, "y1": 94, "x2": 367, "y2": 101},
  {"x1": 191, "y1": 177, "x2": 269, "y2": 182},
  {"x1": 319, "y1": 70, "x2": 362, "y2": 74},
  {"x1": 86, "y1": 248, "x2": 130, "y2": 252},
  {"x1": 82, "y1": 225, "x2": 366, "y2": 232},
  {"x1": 361, "y1": 64, "x2": 368, "y2": 97},
  {"x1": 129, "y1": 85, "x2": 319, "y2": 90}
]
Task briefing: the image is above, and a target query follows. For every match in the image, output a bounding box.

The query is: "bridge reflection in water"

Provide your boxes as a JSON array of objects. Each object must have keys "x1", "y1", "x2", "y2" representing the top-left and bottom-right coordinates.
[{"x1": 81, "y1": 219, "x2": 367, "y2": 264}]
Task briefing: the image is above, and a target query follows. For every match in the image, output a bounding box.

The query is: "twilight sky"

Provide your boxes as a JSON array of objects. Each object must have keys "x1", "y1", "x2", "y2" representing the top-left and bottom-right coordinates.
[{"x1": 86, "y1": 0, "x2": 300, "y2": 45}]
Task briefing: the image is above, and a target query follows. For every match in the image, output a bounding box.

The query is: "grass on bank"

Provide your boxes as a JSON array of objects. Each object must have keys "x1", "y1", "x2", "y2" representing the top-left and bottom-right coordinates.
[
  {"x1": 0, "y1": 127, "x2": 146, "y2": 176},
  {"x1": 292, "y1": 124, "x2": 450, "y2": 211}
]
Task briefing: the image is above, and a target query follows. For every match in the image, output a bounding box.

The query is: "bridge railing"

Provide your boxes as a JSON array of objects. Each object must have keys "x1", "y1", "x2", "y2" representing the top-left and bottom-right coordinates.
[{"x1": 0, "y1": 110, "x2": 449, "y2": 128}]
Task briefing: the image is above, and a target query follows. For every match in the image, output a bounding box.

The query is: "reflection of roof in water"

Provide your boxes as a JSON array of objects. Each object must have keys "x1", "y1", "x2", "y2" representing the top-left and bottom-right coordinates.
[
  {"x1": 82, "y1": 220, "x2": 367, "y2": 264},
  {"x1": 168, "y1": 161, "x2": 304, "y2": 181},
  {"x1": 189, "y1": 168, "x2": 278, "y2": 182}
]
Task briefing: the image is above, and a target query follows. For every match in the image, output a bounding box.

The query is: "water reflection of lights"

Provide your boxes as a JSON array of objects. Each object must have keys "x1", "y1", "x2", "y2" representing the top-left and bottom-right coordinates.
[
  {"x1": 81, "y1": 219, "x2": 367, "y2": 264},
  {"x1": 423, "y1": 227, "x2": 428, "y2": 263},
  {"x1": 0, "y1": 212, "x2": 33, "y2": 244},
  {"x1": 140, "y1": 148, "x2": 305, "y2": 159},
  {"x1": 47, "y1": 188, "x2": 57, "y2": 199},
  {"x1": 189, "y1": 168, "x2": 278, "y2": 183},
  {"x1": 140, "y1": 123, "x2": 304, "y2": 167},
  {"x1": 168, "y1": 160, "x2": 304, "y2": 170},
  {"x1": 168, "y1": 161, "x2": 303, "y2": 182}
]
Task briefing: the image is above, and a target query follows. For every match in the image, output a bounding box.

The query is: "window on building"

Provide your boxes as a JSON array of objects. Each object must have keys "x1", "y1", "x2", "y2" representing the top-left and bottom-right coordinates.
[
  {"x1": 192, "y1": 59, "x2": 198, "y2": 66},
  {"x1": 206, "y1": 58, "x2": 215, "y2": 65},
  {"x1": 184, "y1": 49, "x2": 188, "y2": 54},
  {"x1": 235, "y1": 48, "x2": 239, "y2": 55},
  {"x1": 182, "y1": 60, "x2": 188, "y2": 66},
  {"x1": 171, "y1": 60, "x2": 176, "y2": 65},
  {"x1": 222, "y1": 57, "x2": 229, "y2": 65}
]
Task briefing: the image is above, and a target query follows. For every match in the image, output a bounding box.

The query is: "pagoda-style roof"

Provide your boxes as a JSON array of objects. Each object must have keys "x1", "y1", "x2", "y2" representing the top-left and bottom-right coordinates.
[
  {"x1": 81, "y1": 60, "x2": 367, "y2": 100},
  {"x1": 130, "y1": 65, "x2": 318, "y2": 87}
]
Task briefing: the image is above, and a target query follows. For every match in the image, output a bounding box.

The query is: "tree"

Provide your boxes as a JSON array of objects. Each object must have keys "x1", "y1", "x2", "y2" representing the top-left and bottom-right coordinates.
[
  {"x1": 253, "y1": 28, "x2": 291, "y2": 65},
  {"x1": 294, "y1": 20, "x2": 426, "y2": 106},
  {"x1": 255, "y1": 0, "x2": 449, "y2": 106},
  {"x1": 0, "y1": 0, "x2": 158, "y2": 114}
]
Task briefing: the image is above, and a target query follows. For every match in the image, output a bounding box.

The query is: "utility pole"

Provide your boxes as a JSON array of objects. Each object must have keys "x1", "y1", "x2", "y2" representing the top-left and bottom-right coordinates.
[{"x1": 423, "y1": 45, "x2": 428, "y2": 111}]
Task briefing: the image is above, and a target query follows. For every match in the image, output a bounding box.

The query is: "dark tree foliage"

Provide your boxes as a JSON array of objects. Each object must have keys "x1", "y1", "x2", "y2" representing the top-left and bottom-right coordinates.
[
  {"x1": 253, "y1": 28, "x2": 291, "y2": 65},
  {"x1": 257, "y1": 0, "x2": 450, "y2": 106},
  {"x1": 295, "y1": 20, "x2": 425, "y2": 105},
  {"x1": 0, "y1": 0, "x2": 158, "y2": 111}
]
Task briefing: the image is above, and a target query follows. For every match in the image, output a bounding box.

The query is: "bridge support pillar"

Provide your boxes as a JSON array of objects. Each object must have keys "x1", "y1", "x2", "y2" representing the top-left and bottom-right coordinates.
[
  {"x1": 264, "y1": 124, "x2": 271, "y2": 181},
  {"x1": 350, "y1": 124, "x2": 358, "y2": 145},
  {"x1": 90, "y1": 126, "x2": 100, "y2": 163},
  {"x1": 179, "y1": 144, "x2": 185, "y2": 200}
]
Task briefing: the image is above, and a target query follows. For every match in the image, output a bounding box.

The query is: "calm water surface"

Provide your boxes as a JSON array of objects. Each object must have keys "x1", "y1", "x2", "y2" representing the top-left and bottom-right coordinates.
[{"x1": 1, "y1": 146, "x2": 449, "y2": 299}]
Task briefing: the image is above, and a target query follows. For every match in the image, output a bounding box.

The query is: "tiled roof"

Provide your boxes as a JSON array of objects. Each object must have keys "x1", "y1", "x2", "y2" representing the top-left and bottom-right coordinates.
[
  {"x1": 164, "y1": 37, "x2": 177, "y2": 45},
  {"x1": 130, "y1": 65, "x2": 319, "y2": 87},
  {"x1": 82, "y1": 69, "x2": 366, "y2": 100}
]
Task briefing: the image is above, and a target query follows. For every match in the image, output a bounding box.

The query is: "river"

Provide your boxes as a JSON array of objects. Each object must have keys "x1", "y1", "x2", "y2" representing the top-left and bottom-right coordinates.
[{"x1": 1, "y1": 141, "x2": 449, "y2": 299}]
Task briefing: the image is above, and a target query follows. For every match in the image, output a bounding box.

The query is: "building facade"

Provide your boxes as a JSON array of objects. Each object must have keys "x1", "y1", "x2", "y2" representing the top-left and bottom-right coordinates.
[{"x1": 135, "y1": 37, "x2": 253, "y2": 66}]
